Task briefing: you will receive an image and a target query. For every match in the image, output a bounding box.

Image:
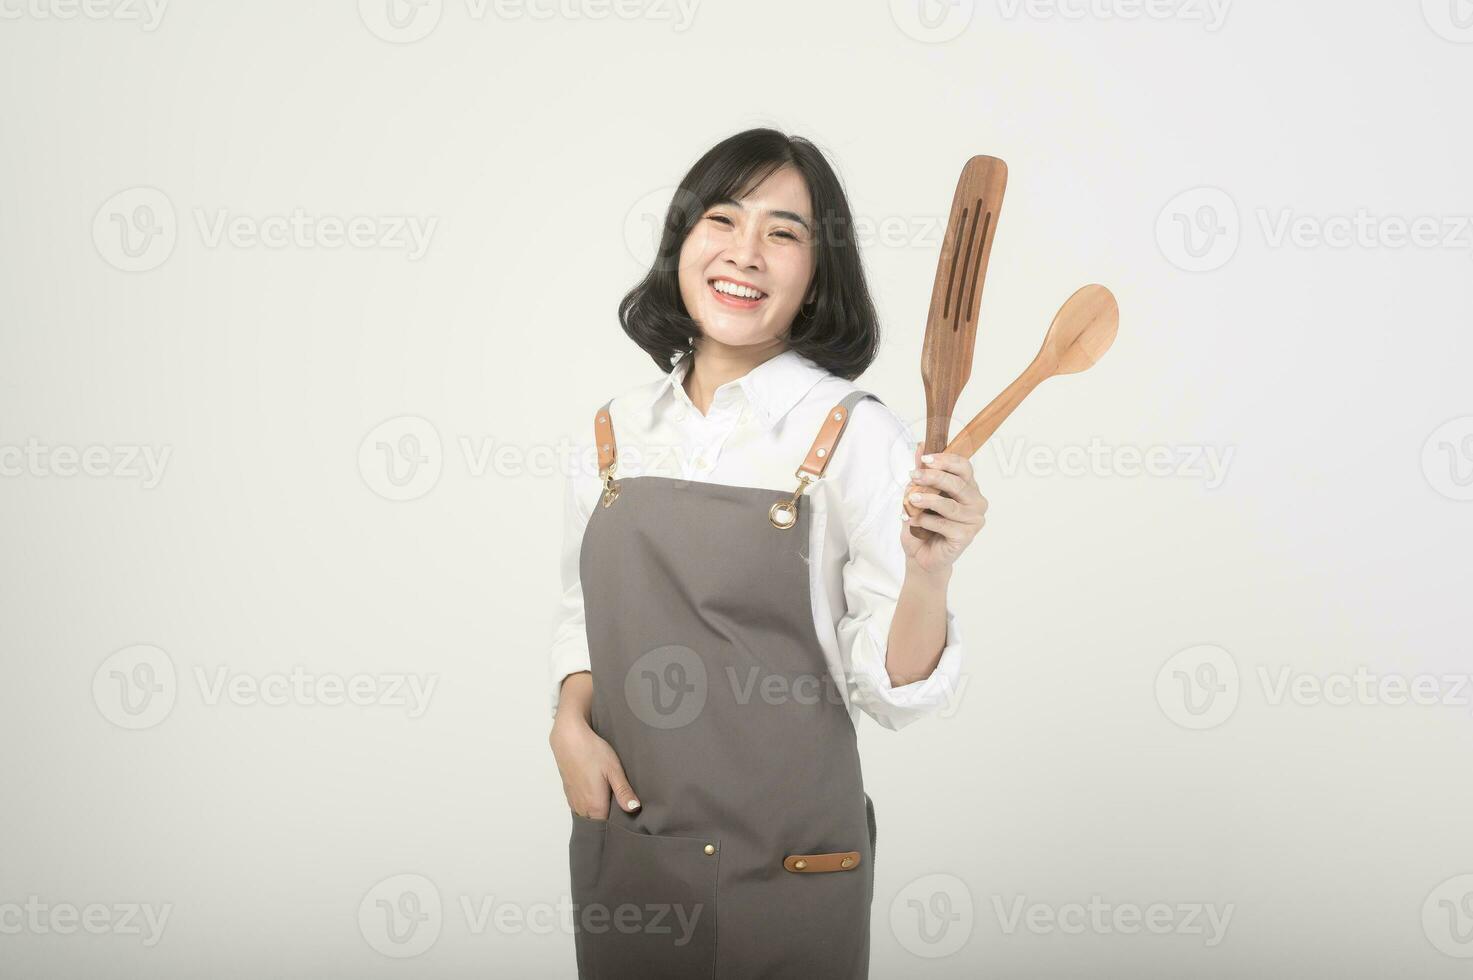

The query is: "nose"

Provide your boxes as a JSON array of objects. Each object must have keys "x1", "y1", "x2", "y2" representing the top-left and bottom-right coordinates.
[{"x1": 720, "y1": 218, "x2": 764, "y2": 271}]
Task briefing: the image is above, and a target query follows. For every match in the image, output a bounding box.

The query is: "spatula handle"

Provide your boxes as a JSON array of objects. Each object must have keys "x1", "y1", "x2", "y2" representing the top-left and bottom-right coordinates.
[{"x1": 902, "y1": 365, "x2": 1044, "y2": 534}]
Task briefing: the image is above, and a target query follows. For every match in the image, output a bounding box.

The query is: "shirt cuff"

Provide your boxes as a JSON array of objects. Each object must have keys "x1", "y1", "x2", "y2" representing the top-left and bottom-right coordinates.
[
  {"x1": 549, "y1": 641, "x2": 591, "y2": 719},
  {"x1": 846, "y1": 605, "x2": 965, "y2": 732}
]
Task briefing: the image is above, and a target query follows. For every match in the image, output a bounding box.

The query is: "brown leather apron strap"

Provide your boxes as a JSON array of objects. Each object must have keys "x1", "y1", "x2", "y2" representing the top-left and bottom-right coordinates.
[
  {"x1": 797, "y1": 389, "x2": 874, "y2": 480},
  {"x1": 595, "y1": 389, "x2": 878, "y2": 524},
  {"x1": 594, "y1": 400, "x2": 616, "y2": 474},
  {"x1": 593, "y1": 400, "x2": 619, "y2": 507},
  {"x1": 769, "y1": 389, "x2": 877, "y2": 530}
]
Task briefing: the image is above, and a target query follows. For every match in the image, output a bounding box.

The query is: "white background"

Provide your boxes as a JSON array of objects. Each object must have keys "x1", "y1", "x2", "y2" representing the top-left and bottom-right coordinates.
[{"x1": 1, "y1": 0, "x2": 1471, "y2": 976}]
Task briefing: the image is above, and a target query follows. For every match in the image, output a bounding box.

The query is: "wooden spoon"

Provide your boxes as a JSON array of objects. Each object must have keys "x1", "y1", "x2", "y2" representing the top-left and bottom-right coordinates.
[{"x1": 904, "y1": 284, "x2": 1120, "y2": 531}]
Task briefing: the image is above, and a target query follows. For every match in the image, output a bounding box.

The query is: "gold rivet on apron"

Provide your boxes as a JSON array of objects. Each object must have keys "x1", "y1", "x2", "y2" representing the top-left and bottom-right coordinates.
[
  {"x1": 794, "y1": 858, "x2": 807, "y2": 869},
  {"x1": 841, "y1": 856, "x2": 854, "y2": 868},
  {"x1": 704, "y1": 843, "x2": 716, "y2": 855}
]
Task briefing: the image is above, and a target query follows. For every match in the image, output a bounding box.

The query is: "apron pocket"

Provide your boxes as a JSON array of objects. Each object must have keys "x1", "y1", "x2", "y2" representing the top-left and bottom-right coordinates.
[{"x1": 570, "y1": 819, "x2": 719, "y2": 980}]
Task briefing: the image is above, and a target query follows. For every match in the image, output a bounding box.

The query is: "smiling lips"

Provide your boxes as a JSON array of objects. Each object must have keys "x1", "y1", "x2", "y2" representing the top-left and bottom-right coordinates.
[{"x1": 708, "y1": 277, "x2": 768, "y2": 310}]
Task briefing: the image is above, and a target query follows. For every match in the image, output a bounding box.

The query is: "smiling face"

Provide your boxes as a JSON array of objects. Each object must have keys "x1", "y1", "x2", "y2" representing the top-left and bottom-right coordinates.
[{"x1": 676, "y1": 164, "x2": 817, "y2": 352}]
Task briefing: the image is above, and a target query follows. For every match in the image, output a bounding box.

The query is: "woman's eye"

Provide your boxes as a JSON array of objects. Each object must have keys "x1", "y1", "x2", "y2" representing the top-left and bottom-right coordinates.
[
  {"x1": 773, "y1": 230, "x2": 798, "y2": 241},
  {"x1": 706, "y1": 214, "x2": 732, "y2": 226}
]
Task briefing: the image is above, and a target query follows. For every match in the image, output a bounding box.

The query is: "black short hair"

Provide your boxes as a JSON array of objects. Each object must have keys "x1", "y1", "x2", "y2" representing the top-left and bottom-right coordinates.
[{"x1": 617, "y1": 128, "x2": 882, "y2": 381}]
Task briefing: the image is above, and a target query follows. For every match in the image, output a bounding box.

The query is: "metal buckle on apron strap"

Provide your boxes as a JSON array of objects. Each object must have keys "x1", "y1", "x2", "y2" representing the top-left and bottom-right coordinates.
[
  {"x1": 768, "y1": 401, "x2": 858, "y2": 530},
  {"x1": 783, "y1": 850, "x2": 862, "y2": 873},
  {"x1": 768, "y1": 467, "x2": 814, "y2": 530}
]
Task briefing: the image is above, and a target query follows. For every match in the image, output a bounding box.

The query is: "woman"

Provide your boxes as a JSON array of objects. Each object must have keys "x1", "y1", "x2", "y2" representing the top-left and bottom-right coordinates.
[{"x1": 547, "y1": 128, "x2": 988, "y2": 979}]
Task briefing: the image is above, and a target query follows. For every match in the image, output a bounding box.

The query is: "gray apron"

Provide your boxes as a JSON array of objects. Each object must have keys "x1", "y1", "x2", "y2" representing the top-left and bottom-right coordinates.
[{"x1": 569, "y1": 388, "x2": 881, "y2": 979}]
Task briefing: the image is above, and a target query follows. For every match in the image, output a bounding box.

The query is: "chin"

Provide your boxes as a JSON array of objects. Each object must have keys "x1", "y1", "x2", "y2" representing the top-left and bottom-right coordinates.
[{"x1": 699, "y1": 322, "x2": 781, "y2": 348}]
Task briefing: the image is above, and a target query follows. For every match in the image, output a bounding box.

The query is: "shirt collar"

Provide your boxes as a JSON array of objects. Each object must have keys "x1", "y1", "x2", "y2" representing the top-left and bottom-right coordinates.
[{"x1": 645, "y1": 348, "x2": 831, "y2": 431}]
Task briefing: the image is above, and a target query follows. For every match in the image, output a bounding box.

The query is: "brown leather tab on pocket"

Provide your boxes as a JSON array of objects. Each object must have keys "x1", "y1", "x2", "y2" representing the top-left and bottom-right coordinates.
[{"x1": 783, "y1": 850, "x2": 862, "y2": 873}]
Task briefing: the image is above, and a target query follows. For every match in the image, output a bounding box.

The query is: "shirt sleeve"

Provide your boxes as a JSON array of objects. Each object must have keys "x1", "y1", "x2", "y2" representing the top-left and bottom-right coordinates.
[
  {"x1": 548, "y1": 430, "x2": 600, "y2": 718},
  {"x1": 830, "y1": 398, "x2": 966, "y2": 732}
]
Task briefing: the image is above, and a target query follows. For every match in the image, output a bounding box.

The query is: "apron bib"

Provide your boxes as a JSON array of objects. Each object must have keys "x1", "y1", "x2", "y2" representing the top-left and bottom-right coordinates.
[{"x1": 569, "y1": 388, "x2": 881, "y2": 979}]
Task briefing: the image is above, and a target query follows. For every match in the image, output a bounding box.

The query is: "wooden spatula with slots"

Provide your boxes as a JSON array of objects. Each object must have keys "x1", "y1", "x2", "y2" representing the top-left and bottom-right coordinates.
[
  {"x1": 904, "y1": 155, "x2": 1007, "y2": 540},
  {"x1": 917, "y1": 155, "x2": 1008, "y2": 461}
]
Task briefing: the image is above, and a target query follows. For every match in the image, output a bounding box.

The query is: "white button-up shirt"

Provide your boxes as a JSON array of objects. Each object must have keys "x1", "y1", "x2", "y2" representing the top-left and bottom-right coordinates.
[{"x1": 549, "y1": 348, "x2": 964, "y2": 732}]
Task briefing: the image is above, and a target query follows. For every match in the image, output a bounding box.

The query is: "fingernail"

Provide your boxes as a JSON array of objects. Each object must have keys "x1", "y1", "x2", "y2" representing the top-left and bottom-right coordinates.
[
  {"x1": 908, "y1": 492, "x2": 924, "y2": 502},
  {"x1": 627, "y1": 799, "x2": 640, "y2": 809},
  {"x1": 921, "y1": 454, "x2": 935, "y2": 463}
]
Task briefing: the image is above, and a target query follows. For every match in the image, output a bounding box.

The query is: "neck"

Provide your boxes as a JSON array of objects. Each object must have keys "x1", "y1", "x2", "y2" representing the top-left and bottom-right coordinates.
[{"x1": 682, "y1": 339, "x2": 788, "y2": 416}]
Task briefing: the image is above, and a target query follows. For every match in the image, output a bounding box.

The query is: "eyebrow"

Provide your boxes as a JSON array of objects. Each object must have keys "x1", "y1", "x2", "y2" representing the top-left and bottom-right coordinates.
[{"x1": 710, "y1": 196, "x2": 813, "y2": 235}]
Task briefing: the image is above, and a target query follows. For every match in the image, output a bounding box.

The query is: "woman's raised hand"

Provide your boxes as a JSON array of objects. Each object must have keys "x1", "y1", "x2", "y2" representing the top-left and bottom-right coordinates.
[{"x1": 899, "y1": 449, "x2": 988, "y2": 573}]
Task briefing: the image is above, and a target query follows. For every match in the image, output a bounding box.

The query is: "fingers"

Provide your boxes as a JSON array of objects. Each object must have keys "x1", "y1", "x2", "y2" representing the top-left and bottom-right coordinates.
[
  {"x1": 912, "y1": 508, "x2": 986, "y2": 540},
  {"x1": 909, "y1": 509, "x2": 970, "y2": 545},
  {"x1": 912, "y1": 452, "x2": 982, "y2": 505},
  {"x1": 605, "y1": 761, "x2": 641, "y2": 814},
  {"x1": 906, "y1": 489, "x2": 962, "y2": 520}
]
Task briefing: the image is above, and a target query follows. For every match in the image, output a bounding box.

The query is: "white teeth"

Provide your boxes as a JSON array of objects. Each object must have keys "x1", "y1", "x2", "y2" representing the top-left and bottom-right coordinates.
[{"x1": 711, "y1": 280, "x2": 764, "y2": 300}]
